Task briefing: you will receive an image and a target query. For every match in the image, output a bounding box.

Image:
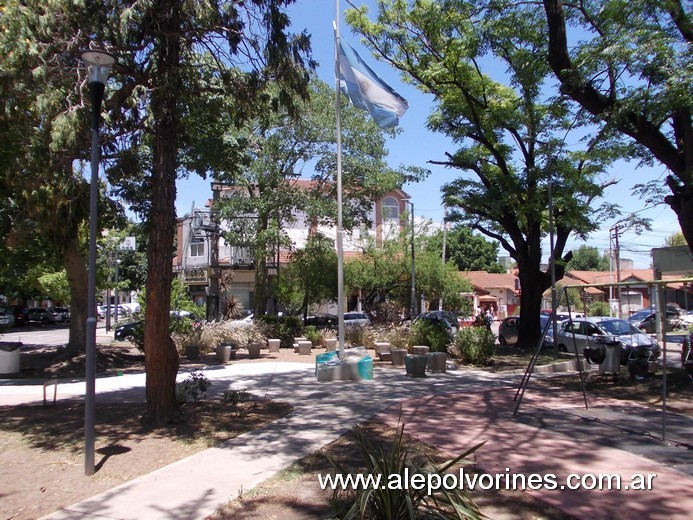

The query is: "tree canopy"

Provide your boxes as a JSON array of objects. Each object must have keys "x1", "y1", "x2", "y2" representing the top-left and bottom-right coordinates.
[
  {"x1": 541, "y1": 0, "x2": 692, "y2": 249},
  {"x1": 346, "y1": 0, "x2": 621, "y2": 345},
  {"x1": 566, "y1": 245, "x2": 611, "y2": 271},
  {"x1": 214, "y1": 78, "x2": 424, "y2": 315}
]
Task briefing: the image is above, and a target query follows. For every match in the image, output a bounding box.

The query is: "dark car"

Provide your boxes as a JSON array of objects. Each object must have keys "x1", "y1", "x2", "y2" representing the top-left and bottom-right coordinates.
[
  {"x1": 25, "y1": 307, "x2": 59, "y2": 324},
  {"x1": 114, "y1": 320, "x2": 143, "y2": 342},
  {"x1": 499, "y1": 315, "x2": 555, "y2": 348},
  {"x1": 418, "y1": 311, "x2": 459, "y2": 333},
  {"x1": 632, "y1": 310, "x2": 680, "y2": 334},
  {"x1": 303, "y1": 313, "x2": 338, "y2": 329},
  {"x1": 416, "y1": 311, "x2": 458, "y2": 337}
]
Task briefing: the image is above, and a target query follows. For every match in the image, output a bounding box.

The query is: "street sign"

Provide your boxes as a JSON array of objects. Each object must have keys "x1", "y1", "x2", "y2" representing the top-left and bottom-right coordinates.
[{"x1": 118, "y1": 237, "x2": 136, "y2": 251}]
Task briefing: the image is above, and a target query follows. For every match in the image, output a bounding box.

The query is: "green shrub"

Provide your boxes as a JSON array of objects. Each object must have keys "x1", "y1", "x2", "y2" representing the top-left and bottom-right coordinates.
[
  {"x1": 181, "y1": 371, "x2": 211, "y2": 403},
  {"x1": 304, "y1": 325, "x2": 322, "y2": 346},
  {"x1": 452, "y1": 327, "x2": 496, "y2": 365},
  {"x1": 588, "y1": 301, "x2": 611, "y2": 317},
  {"x1": 330, "y1": 423, "x2": 483, "y2": 520},
  {"x1": 409, "y1": 319, "x2": 451, "y2": 353}
]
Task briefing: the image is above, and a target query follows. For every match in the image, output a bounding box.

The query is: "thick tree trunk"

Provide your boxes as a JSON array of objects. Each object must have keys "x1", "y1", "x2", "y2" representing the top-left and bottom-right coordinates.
[
  {"x1": 62, "y1": 236, "x2": 87, "y2": 353},
  {"x1": 665, "y1": 179, "x2": 693, "y2": 251},
  {"x1": 516, "y1": 267, "x2": 547, "y2": 349},
  {"x1": 143, "y1": 0, "x2": 182, "y2": 425}
]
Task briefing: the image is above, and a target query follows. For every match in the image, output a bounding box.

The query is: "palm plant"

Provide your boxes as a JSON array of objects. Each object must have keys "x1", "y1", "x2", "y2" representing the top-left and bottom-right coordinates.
[{"x1": 330, "y1": 423, "x2": 484, "y2": 519}]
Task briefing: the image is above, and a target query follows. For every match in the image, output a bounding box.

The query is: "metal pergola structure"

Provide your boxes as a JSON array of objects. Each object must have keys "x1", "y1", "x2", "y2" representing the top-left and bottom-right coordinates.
[{"x1": 513, "y1": 277, "x2": 693, "y2": 443}]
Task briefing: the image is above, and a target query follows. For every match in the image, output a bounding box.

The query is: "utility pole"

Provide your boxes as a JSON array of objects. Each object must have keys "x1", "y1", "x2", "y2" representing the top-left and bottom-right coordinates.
[
  {"x1": 406, "y1": 200, "x2": 416, "y2": 318},
  {"x1": 613, "y1": 224, "x2": 622, "y2": 317},
  {"x1": 439, "y1": 208, "x2": 447, "y2": 311}
]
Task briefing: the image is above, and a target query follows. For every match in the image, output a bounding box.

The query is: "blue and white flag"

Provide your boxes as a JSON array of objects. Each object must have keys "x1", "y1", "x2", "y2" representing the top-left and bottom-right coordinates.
[{"x1": 338, "y1": 39, "x2": 409, "y2": 129}]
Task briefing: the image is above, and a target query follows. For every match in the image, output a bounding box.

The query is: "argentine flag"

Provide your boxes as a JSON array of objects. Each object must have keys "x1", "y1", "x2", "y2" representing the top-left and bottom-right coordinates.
[{"x1": 338, "y1": 39, "x2": 409, "y2": 129}]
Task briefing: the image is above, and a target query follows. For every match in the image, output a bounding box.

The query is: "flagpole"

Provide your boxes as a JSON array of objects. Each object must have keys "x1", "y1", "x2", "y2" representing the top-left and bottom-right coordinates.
[{"x1": 334, "y1": 0, "x2": 345, "y2": 359}]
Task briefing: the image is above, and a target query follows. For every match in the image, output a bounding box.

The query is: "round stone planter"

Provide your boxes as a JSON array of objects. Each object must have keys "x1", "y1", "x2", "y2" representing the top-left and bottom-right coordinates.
[
  {"x1": 390, "y1": 348, "x2": 407, "y2": 367},
  {"x1": 216, "y1": 344, "x2": 235, "y2": 363},
  {"x1": 247, "y1": 342, "x2": 262, "y2": 359},
  {"x1": 325, "y1": 338, "x2": 338, "y2": 352}
]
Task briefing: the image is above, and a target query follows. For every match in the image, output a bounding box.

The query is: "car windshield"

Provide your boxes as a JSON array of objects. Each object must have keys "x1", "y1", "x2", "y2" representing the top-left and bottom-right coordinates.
[
  {"x1": 597, "y1": 319, "x2": 640, "y2": 336},
  {"x1": 628, "y1": 310, "x2": 652, "y2": 321}
]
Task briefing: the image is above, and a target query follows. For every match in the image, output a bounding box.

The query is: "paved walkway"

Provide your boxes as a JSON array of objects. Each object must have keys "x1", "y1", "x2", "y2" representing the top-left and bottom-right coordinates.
[{"x1": 1, "y1": 357, "x2": 692, "y2": 519}]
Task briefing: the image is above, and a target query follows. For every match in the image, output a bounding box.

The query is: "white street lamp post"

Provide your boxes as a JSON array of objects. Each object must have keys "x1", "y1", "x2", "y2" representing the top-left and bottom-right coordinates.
[{"x1": 80, "y1": 48, "x2": 115, "y2": 476}]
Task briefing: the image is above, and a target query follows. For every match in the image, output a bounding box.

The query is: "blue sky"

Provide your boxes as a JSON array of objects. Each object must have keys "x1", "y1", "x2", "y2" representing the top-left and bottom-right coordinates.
[{"x1": 174, "y1": 0, "x2": 682, "y2": 269}]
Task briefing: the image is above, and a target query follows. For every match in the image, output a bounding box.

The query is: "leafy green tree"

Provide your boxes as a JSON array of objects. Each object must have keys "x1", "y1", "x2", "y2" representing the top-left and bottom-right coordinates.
[
  {"x1": 542, "y1": 0, "x2": 692, "y2": 249},
  {"x1": 344, "y1": 223, "x2": 471, "y2": 316},
  {"x1": 215, "y1": 78, "x2": 422, "y2": 316},
  {"x1": 0, "y1": 1, "x2": 126, "y2": 352},
  {"x1": 567, "y1": 245, "x2": 610, "y2": 271},
  {"x1": 430, "y1": 226, "x2": 505, "y2": 273},
  {"x1": 347, "y1": 1, "x2": 620, "y2": 346},
  {"x1": 665, "y1": 231, "x2": 688, "y2": 247},
  {"x1": 277, "y1": 234, "x2": 338, "y2": 316},
  {"x1": 2, "y1": 1, "x2": 314, "y2": 423}
]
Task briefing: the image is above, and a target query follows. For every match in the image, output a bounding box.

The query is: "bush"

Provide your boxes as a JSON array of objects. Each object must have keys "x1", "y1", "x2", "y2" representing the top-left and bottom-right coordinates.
[
  {"x1": 195, "y1": 322, "x2": 266, "y2": 354},
  {"x1": 451, "y1": 327, "x2": 496, "y2": 365},
  {"x1": 380, "y1": 323, "x2": 411, "y2": 350},
  {"x1": 409, "y1": 319, "x2": 451, "y2": 353},
  {"x1": 181, "y1": 371, "x2": 211, "y2": 403},
  {"x1": 588, "y1": 301, "x2": 611, "y2": 317},
  {"x1": 303, "y1": 325, "x2": 322, "y2": 346}
]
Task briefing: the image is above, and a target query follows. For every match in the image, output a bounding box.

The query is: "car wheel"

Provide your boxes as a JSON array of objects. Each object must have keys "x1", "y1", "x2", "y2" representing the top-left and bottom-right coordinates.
[
  {"x1": 499, "y1": 336, "x2": 507, "y2": 346},
  {"x1": 557, "y1": 344, "x2": 567, "y2": 353}
]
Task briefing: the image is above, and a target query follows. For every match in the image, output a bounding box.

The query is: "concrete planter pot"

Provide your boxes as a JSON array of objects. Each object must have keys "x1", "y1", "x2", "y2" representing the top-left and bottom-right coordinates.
[
  {"x1": 185, "y1": 344, "x2": 200, "y2": 360},
  {"x1": 267, "y1": 339, "x2": 281, "y2": 353},
  {"x1": 247, "y1": 342, "x2": 262, "y2": 359},
  {"x1": 216, "y1": 344, "x2": 235, "y2": 363},
  {"x1": 405, "y1": 354, "x2": 428, "y2": 377}
]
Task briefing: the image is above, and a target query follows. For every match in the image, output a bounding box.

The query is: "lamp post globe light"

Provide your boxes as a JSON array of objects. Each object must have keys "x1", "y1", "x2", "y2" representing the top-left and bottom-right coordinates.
[{"x1": 80, "y1": 47, "x2": 115, "y2": 477}]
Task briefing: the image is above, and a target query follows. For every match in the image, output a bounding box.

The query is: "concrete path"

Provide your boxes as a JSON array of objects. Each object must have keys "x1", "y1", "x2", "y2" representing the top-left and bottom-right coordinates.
[{"x1": 1, "y1": 359, "x2": 691, "y2": 519}]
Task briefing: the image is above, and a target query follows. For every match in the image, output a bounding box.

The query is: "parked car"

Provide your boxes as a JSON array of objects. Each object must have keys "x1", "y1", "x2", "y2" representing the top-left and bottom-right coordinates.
[
  {"x1": 303, "y1": 313, "x2": 338, "y2": 329},
  {"x1": 555, "y1": 316, "x2": 660, "y2": 364},
  {"x1": 53, "y1": 306, "x2": 71, "y2": 323},
  {"x1": 417, "y1": 311, "x2": 459, "y2": 334},
  {"x1": 499, "y1": 315, "x2": 555, "y2": 348},
  {"x1": 114, "y1": 320, "x2": 142, "y2": 342},
  {"x1": 25, "y1": 307, "x2": 59, "y2": 324},
  {"x1": 0, "y1": 307, "x2": 15, "y2": 327},
  {"x1": 498, "y1": 316, "x2": 519, "y2": 345},
  {"x1": 343, "y1": 312, "x2": 371, "y2": 327},
  {"x1": 632, "y1": 310, "x2": 680, "y2": 334},
  {"x1": 228, "y1": 313, "x2": 254, "y2": 327}
]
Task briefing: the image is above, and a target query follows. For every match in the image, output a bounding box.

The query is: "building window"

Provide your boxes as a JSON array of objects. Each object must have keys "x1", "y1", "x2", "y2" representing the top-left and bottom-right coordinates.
[
  {"x1": 190, "y1": 238, "x2": 205, "y2": 257},
  {"x1": 382, "y1": 196, "x2": 399, "y2": 221}
]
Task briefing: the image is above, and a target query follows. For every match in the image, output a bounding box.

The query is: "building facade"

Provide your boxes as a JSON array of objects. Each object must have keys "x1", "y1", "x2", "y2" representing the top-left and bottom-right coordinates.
[{"x1": 173, "y1": 181, "x2": 411, "y2": 317}]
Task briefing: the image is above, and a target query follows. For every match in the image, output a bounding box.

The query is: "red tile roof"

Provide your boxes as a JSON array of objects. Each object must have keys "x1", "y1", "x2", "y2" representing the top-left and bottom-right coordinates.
[{"x1": 459, "y1": 271, "x2": 518, "y2": 291}]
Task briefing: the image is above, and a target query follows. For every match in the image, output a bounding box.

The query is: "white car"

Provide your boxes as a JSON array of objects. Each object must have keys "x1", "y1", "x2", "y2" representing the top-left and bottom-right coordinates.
[
  {"x1": 343, "y1": 312, "x2": 370, "y2": 327},
  {"x1": 229, "y1": 314, "x2": 254, "y2": 327}
]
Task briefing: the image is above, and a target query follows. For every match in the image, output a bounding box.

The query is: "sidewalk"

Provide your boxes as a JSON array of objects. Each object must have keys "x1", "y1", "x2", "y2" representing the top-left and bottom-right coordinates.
[{"x1": 2, "y1": 358, "x2": 691, "y2": 519}]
